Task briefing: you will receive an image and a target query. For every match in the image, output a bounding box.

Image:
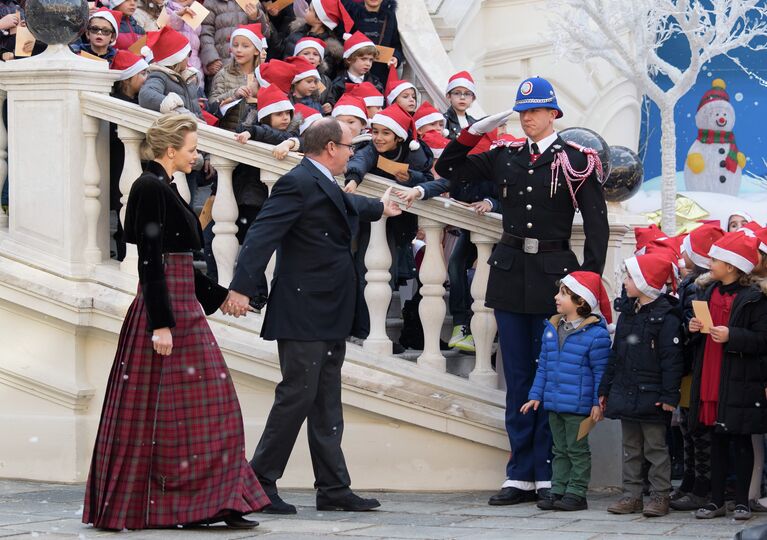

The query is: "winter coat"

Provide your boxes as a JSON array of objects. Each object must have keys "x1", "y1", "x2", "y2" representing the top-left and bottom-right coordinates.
[
  {"x1": 529, "y1": 315, "x2": 613, "y2": 416},
  {"x1": 165, "y1": 0, "x2": 202, "y2": 74},
  {"x1": 114, "y1": 15, "x2": 145, "y2": 51},
  {"x1": 341, "y1": 0, "x2": 401, "y2": 82},
  {"x1": 138, "y1": 64, "x2": 203, "y2": 118},
  {"x1": 327, "y1": 70, "x2": 384, "y2": 107},
  {"x1": 688, "y1": 274, "x2": 767, "y2": 434},
  {"x1": 208, "y1": 60, "x2": 248, "y2": 131},
  {"x1": 599, "y1": 294, "x2": 684, "y2": 424},
  {"x1": 291, "y1": 93, "x2": 324, "y2": 113},
  {"x1": 283, "y1": 19, "x2": 344, "y2": 79},
  {"x1": 69, "y1": 40, "x2": 117, "y2": 64},
  {"x1": 444, "y1": 107, "x2": 477, "y2": 141},
  {"x1": 678, "y1": 269, "x2": 705, "y2": 374},
  {"x1": 199, "y1": 0, "x2": 271, "y2": 70},
  {"x1": 132, "y1": 6, "x2": 160, "y2": 32},
  {"x1": 264, "y1": 3, "x2": 294, "y2": 60}
]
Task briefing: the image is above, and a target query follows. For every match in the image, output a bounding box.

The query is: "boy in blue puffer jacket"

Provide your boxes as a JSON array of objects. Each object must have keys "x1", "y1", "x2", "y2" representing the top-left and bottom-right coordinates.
[{"x1": 522, "y1": 271, "x2": 613, "y2": 512}]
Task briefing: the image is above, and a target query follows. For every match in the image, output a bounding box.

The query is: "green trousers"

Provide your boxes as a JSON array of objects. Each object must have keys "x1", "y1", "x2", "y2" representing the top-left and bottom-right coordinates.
[{"x1": 548, "y1": 411, "x2": 591, "y2": 497}]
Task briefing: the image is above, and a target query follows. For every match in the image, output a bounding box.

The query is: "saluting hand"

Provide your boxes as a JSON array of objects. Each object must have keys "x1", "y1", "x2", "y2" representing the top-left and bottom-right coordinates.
[
  {"x1": 468, "y1": 107, "x2": 516, "y2": 136},
  {"x1": 381, "y1": 187, "x2": 402, "y2": 217}
]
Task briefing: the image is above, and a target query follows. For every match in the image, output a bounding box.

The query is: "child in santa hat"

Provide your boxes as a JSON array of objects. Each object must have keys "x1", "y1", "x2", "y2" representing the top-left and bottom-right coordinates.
[
  {"x1": 725, "y1": 211, "x2": 753, "y2": 232},
  {"x1": 600, "y1": 253, "x2": 684, "y2": 518},
  {"x1": 345, "y1": 82, "x2": 384, "y2": 118},
  {"x1": 108, "y1": 0, "x2": 145, "y2": 50},
  {"x1": 70, "y1": 8, "x2": 121, "y2": 63},
  {"x1": 444, "y1": 71, "x2": 478, "y2": 140},
  {"x1": 385, "y1": 64, "x2": 416, "y2": 114},
  {"x1": 686, "y1": 232, "x2": 767, "y2": 521},
  {"x1": 284, "y1": 0, "x2": 347, "y2": 80},
  {"x1": 331, "y1": 93, "x2": 369, "y2": 137},
  {"x1": 668, "y1": 223, "x2": 725, "y2": 512},
  {"x1": 521, "y1": 271, "x2": 613, "y2": 512},
  {"x1": 327, "y1": 31, "x2": 384, "y2": 108},
  {"x1": 284, "y1": 55, "x2": 324, "y2": 112},
  {"x1": 293, "y1": 37, "x2": 333, "y2": 110},
  {"x1": 162, "y1": 0, "x2": 206, "y2": 80},
  {"x1": 209, "y1": 23, "x2": 266, "y2": 132}
]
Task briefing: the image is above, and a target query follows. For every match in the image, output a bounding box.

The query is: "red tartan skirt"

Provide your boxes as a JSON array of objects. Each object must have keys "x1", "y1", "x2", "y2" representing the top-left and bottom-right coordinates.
[{"x1": 83, "y1": 254, "x2": 270, "y2": 530}]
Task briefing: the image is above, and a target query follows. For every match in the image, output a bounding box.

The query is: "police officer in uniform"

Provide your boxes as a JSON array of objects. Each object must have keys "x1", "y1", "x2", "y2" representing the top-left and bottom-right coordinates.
[{"x1": 436, "y1": 77, "x2": 609, "y2": 506}]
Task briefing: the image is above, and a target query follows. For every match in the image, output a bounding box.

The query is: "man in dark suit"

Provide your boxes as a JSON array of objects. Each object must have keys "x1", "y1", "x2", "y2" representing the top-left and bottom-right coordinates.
[
  {"x1": 224, "y1": 118, "x2": 402, "y2": 514},
  {"x1": 436, "y1": 77, "x2": 609, "y2": 508}
]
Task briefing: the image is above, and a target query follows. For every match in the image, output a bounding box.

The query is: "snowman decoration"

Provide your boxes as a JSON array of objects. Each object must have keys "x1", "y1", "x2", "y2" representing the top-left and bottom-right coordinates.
[{"x1": 684, "y1": 78, "x2": 746, "y2": 196}]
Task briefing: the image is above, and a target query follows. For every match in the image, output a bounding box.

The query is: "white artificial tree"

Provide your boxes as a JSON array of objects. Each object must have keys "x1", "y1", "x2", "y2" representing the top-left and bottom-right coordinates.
[{"x1": 549, "y1": 0, "x2": 767, "y2": 232}]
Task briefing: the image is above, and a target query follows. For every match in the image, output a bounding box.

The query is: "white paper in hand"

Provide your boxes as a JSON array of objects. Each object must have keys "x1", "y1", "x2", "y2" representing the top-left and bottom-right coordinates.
[{"x1": 220, "y1": 99, "x2": 242, "y2": 116}]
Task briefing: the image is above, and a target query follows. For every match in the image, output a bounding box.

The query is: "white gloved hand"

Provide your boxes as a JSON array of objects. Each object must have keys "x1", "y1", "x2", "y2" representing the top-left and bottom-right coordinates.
[
  {"x1": 160, "y1": 92, "x2": 185, "y2": 114},
  {"x1": 468, "y1": 107, "x2": 516, "y2": 135}
]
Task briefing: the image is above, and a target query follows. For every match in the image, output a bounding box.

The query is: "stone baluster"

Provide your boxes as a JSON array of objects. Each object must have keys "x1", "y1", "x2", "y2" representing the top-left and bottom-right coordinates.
[
  {"x1": 117, "y1": 126, "x2": 145, "y2": 275},
  {"x1": 468, "y1": 232, "x2": 498, "y2": 387},
  {"x1": 363, "y1": 218, "x2": 392, "y2": 356},
  {"x1": 172, "y1": 171, "x2": 191, "y2": 203},
  {"x1": 209, "y1": 155, "x2": 238, "y2": 287},
  {"x1": 260, "y1": 170, "x2": 281, "y2": 191},
  {"x1": 417, "y1": 217, "x2": 447, "y2": 372},
  {"x1": 82, "y1": 115, "x2": 102, "y2": 265},
  {"x1": 0, "y1": 90, "x2": 6, "y2": 228}
]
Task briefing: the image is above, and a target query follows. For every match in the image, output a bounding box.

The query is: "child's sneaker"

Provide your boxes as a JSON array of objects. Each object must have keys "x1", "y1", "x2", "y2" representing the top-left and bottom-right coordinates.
[
  {"x1": 448, "y1": 325, "x2": 470, "y2": 348},
  {"x1": 607, "y1": 496, "x2": 643, "y2": 514},
  {"x1": 454, "y1": 332, "x2": 476, "y2": 353},
  {"x1": 643, "y1": 494, "x2": 670, "y2": 517},
  {"x1": 553, "y1": 493, "x2": 587, "y2": 511}
]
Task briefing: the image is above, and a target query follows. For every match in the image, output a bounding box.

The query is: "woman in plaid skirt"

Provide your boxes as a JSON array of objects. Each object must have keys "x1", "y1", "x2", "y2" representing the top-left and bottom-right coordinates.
[{"x1": 83, "y1": 114, "x2": 270, "y2": 530}]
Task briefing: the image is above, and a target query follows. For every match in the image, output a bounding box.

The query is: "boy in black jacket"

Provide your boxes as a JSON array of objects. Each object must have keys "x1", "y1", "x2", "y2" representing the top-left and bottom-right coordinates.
[
  {"x1": 599, "y1": 253, "x2": 683, "y2": 519},
  {"x1": 342, "y1": 0, "x2": 402, "y2": 82}
]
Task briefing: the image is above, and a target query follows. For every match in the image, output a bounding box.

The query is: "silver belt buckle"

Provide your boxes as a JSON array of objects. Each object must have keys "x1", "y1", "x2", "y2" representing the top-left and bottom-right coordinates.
[{"x1": 523, "y1": 237, "x2": 539, "y2": 254}]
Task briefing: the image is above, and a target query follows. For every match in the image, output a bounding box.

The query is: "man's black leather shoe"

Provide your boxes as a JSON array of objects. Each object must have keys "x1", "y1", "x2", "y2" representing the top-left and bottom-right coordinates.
[
  {"x1": 262, "y1": 493, "x2": 297, "y2": 514},
  {"x1": 488, "y1": 487, "x2": 537, "y2": 506},
  {"x1": 316, "y1": 492, "x2": 381, "y2": 511}
]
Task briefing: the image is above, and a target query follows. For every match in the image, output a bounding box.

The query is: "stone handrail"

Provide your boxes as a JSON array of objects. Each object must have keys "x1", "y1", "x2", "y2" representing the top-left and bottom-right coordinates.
[{"x1": 78, "y1": 91, "x2": 505, "y2": 388}]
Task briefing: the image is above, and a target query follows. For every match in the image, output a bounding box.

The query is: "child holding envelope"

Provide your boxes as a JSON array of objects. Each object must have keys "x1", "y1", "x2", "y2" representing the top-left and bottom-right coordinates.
[
  {"x1": 521, "y1": 272, "x2": 612, "y2": 512},
  {"x1": 686, "y1": 232, "x2": 767, "y2": 521}
]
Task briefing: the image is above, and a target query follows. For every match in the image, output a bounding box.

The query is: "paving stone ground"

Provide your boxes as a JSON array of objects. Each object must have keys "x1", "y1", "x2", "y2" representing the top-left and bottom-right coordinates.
[{"x1": 0, "y1": 480, "x2": 764, "y2": 539}]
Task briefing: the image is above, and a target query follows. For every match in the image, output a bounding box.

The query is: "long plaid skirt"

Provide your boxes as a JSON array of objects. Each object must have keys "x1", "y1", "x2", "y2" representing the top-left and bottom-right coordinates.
[{"x1": 83, "y1": 253, "x2": 270, "y2": 530}]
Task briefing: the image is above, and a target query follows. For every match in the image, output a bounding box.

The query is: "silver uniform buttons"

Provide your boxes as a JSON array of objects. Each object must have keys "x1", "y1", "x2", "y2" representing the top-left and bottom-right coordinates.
[
  {"x1": 528, "y1": 170, "x2": 534, "y2": 175},
  {"x1": 526, "y1": 204, "x2": 532, "y2": 211},
  {"x1": 526, "y1": 186, "x2": 533, "y2": 192},
  {"x1": 526, "y1": 223, "x2": 533, "y2": 229}
]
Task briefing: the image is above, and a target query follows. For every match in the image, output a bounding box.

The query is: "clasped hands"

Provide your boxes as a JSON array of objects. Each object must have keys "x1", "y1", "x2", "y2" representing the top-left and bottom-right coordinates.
[{"x1": 221, "y1": 290, "x2": 254, "y2": 318}]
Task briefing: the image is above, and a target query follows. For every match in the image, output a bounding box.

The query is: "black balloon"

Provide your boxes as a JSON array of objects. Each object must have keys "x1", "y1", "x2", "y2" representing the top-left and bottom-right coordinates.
[
  {"x1": 25, "y1": 0, "x2": 87, "y2": 45},
  {"x1": 603, "y1": 145, "x2": 644, "y2": 202},
  {"x1": 559, "y1": 127, "x2": 612, "y2": 182}
]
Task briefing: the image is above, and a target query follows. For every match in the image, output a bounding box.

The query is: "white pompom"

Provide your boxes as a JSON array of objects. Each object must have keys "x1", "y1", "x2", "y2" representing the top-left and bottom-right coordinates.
[
  {"x1": 409, "y1": 139, "x2": 420, "y2": 151},
  {"x1": 442, "y1": 128, "x2": 450, "y2": 137},
  {"x1": 140, "y1": 46, "x2": 152, "y2": 60},
  {"x1": 606, "y1": 323, "x2": 616, "y2": 334},
  {"x1": 343, "y1": 33, "x2": 352, "y2": 41}
]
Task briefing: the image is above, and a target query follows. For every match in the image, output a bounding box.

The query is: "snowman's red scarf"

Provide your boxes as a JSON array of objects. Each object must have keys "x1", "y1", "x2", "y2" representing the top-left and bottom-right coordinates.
[{"x1": 697, "y1": 129, "x2": 739, "y2": 173}]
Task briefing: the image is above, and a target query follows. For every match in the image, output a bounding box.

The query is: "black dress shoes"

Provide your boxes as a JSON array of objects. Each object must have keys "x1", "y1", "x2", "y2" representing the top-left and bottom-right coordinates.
[
  {"x1": 488, "y1": 487, "x2": 537, "y2": 506},
  {"x1": 262, "y1": 493, "x2": 297, "y2": 515},
  {"x1": 224, "y1": 513, "x2": 259, "y2": 528},
  {"x1": 317, "y1": 492, "x2": 381, "y2": 511},
  {"x1": 536, "y1": 490, "x2": 562, "y2": 510}
]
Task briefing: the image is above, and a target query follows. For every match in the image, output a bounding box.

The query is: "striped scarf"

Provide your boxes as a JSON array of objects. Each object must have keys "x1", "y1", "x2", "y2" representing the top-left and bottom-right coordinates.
[{"x1": 696, "y1": 129, "x2": 739, "y2": 173}]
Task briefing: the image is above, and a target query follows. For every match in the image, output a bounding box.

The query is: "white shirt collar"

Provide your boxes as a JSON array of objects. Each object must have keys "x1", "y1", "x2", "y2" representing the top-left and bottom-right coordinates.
[
  {"x1": 306, "y1": 157, "x2": 337, "y2": 184},
  {"x1": 347, "y1": 71, "x2": 364, "y2": 84},
  {"x1": 529, "y1": 131, "x2": 558, "y2": 155}
]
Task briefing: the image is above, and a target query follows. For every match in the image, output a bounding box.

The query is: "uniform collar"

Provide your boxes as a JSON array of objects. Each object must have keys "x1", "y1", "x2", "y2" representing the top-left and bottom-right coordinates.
[{"x1": 529, "y1": 131, "x2": 558, "y2": 154}]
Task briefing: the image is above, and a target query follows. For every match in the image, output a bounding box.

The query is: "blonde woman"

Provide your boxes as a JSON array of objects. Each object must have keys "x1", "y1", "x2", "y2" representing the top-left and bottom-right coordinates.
[{"x1": 83, "y1": 114, "x2": 269, "y2": 531}]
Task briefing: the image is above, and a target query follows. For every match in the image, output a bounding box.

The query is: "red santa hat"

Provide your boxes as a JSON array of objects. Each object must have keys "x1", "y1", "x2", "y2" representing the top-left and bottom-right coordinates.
[
  {"x1": 284, "y1": 56, "x2": 321, "y2": 83},
  {"x1": 255, "y1": 59, "x2": 297, "y2": 94},
  {"x1": 726, "y1": 210, "x2": 753, "y2": 229},
  {"x1": 698, "y1": 78, "x2": 730, "y2": 111},
  {"x1": 420, "y1": 130, "x2": 450, "y2": 158},
  {"x1": 414, "y1": 101, "x2": 448, "y2": 136},
  {"x1": 385, "y1": 64, "x2": 416, "y2": 106},
  {"x1": 230, "y1": 23, "x2": 266, "y2": 52},
  {"x1": 111, "y1": 50, "x2": 149, "y2": 80},
  {"x1": 256, "y1": 85, "x2": 294, "y2": 122},
  {"x1": 446, "y1": 71, "x2": 476, "y2": 95},
  {"x1": 294, "y1": 103, "x2": 322, "y2": 134},
  {"x1": 634, "y1": 224, "x2": 667, "y2": 255},
  {"x1": 646, "y1": 235, "x2": 684, "y2": 264},
  {"x1": 371, "y1": 104, "x2": 420, "y2": 151},
  {"x1": 332, "y1": 94, "x2": 368, "y2": 123},
  {"x1": 144, "y1": 26, "x2": 191, "y2": 68},
  {"x1": 740, "y1": 221, "x2": 763, "y2": 234},
  {"x1": 346, "y1": 82, "x2": 384, "y2": 108},
  {"x1": 752, "y1": 228, "x2": 767, "y2": 255},
  {"x1": 625, "y1": 253, "x2": 678, "y2": 299},
  {"x1": 294, "y1": 36, "x2": 326, "y2": 58},
  {"x1": 682, "y1": 223, "x2": 725, "y2": 269},
  {"x1": 708, "y1": 231, "x2": 761, "y2": 274},
  {"x1": 311, "y1": 0, "x2": 354, "y2": 39},
  {"x1": 560, "y1": 271, "x2": 612, "y2": 324},
  {"x1": 343, "y1": 31, "x2": 375, "y2": 59},
  {"x1": 90, "y1": 8, "x2": 122, "y2": 44}
]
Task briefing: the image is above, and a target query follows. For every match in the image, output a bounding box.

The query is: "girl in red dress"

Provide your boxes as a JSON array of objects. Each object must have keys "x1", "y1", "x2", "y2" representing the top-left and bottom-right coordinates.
[{"x1": 83, "y1": 114, "x2": 269, "y2": 530}]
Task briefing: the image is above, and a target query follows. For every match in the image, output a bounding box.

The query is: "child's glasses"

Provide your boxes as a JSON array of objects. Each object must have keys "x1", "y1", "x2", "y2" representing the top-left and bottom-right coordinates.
[{"x1": 87, "y1": 26, "x2": 114, "y2": 36}]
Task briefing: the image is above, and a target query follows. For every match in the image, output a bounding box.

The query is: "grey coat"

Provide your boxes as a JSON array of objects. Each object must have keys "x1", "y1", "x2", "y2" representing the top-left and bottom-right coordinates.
[
  {"x1": 208, "y1": 60, "x2": 248, "y2": 131},
  {"x1": 199, "y1": 0, "x2": 270, "y2": 69},
  {"x1": 138, "y1": 65, "x2": 203, "y2": 119}
]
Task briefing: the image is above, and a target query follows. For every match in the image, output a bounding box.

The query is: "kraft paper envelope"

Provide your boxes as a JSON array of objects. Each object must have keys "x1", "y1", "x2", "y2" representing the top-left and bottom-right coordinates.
[
  {"x1": 156, "y1": 7, "x2": 170, "y2": 28},
  {"x1": 375, "y1": 45, "x2": 394, "y2": 64},
  {"x1": 317, "y1": 81, "x2": 326, "y2": 94},
  {"x1": 181, "y1": 2, "x2": 210, "y2": 29},
  {"x1": 270, "y1": 0, "x2": 294, "y2": 13},
  {"x1": 14, "y1": 25, "x2": 35, "y2": 57},
  {"x1": 80, "y1": 51, "x2": 108, "y2": 62},
  {"x1": 235, "y1": 0, "x2": 257, "y2": 13},
  {"x1": 377, "y1": 156, "x2": 408, "y2": 176},
  {"x1": 693, "y1": 300, "x2": 713, "y2": 333},
  {"x1": 577, "y1": 417, "x2": 597, "y2": 441},
  {"x1": 128, "y1": 35, "x2": 147, "y2": 55}
]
